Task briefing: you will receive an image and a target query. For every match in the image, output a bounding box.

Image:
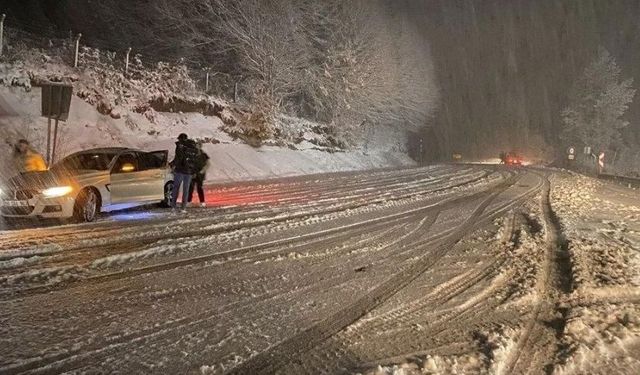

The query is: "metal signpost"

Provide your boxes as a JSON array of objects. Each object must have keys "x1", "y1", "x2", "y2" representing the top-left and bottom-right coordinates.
[
  {"x1": 598, "y1": 152, "x2": 605, "y2": 175},
  {"x1": 41, "y1": 83, "x2": 73, "y2": 165},
  {"x1": 0, "y1": 14, "x2": 6, "y2": 57},
  {"x1": 567, "y1": 146, "x2": 575, "y2": 169}
]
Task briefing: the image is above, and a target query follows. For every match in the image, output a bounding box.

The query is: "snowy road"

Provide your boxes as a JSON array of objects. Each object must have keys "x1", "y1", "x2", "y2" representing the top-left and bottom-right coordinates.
[{"x1": 1, "y1": 165, "x2": 637, "y2": 374}]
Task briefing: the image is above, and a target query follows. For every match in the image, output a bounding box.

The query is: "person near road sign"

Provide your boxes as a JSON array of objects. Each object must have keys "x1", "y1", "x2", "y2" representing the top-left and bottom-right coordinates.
[{"x1": 12, "y1": 139, "x2": 47, "y2": 173}]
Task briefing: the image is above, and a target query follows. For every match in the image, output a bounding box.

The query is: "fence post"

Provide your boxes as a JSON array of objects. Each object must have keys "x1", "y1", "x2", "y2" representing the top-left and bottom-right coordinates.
[
  {"x1": 125, "y1": 47, "x2": 132, "y2": 75},
  {"x1": 73, "y1": 33, "x2": 82, "y2": 68},
  {"x1": 234, "y1": 82, "x2": 238, "y2": 103},
  {"x1": 0, "y1": 14, "x2": 6, "y2": 57},
  {"x1": 205, "y1": 69, "x2": 210, "y2": 93}
]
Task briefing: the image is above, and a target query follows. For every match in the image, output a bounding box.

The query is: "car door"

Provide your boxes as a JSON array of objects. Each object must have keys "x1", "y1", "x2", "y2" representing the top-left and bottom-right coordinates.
[
  {"x1": 135, "y1": 151, "x2": 168, "y2": 202},
  {"x1": 109, "y1": 152, "x2": 142, "y2": 204}
]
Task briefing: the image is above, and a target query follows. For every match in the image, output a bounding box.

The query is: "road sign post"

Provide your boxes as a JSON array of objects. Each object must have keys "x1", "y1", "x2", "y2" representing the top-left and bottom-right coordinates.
[
  {"x1": 567, "y1": 146, "x2": 576, "y2": 168},
  {"x1": 0, "y1": 14, "x2": 6, "y2": 57},
  {"x1": 41, "y1": 83, "x2": 73, "y2": 164}
]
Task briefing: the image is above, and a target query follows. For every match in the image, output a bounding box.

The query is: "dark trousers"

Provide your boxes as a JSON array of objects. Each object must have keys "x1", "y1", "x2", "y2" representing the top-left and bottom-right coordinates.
[
  {"x1": 171, "y1": 172, "x2": 192, "y2": 208},
  {"x1": 188, "y1": 173, "x2": 206, "y2": 203}
]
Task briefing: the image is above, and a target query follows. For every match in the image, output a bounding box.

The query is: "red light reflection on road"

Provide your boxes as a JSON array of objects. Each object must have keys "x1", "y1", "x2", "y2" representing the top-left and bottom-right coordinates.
[{"x1": 203, "y1": 184, "x2": 308, "y2": 207}]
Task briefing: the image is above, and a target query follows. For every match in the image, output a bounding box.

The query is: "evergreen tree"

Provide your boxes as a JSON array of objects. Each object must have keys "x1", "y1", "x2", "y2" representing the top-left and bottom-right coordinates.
[{"x1": 561, "y1": 48, "x2": 636, "y2": 152}]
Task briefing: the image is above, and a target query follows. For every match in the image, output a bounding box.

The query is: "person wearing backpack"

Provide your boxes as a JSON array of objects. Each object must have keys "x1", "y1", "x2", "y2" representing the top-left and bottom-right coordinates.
[
  {"x1": 188, "y1": 141, "x2": 210, "y2": 207},
  {"x1": 169, "y1": 133, "x2": 198, "y2": 212}
]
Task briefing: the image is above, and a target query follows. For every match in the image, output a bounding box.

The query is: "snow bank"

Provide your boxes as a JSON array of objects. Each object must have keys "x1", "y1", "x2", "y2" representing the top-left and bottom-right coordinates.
[
  {"x1": 549, "y1": 173, "x2": 640, "y2": 372},
  {"x1": 555, "y1": 304, "x2": 640, "y2": 375},
  {"x1": 550, "y1": 174, "x2": 640, "y2": 291},
  {"x1": 359, "y1": 353, "x2": 487, "y2": 375}
]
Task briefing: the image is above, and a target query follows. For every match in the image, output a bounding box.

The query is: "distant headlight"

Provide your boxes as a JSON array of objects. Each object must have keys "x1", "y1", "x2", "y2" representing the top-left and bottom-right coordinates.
[{"x1": 42, "y1": 186, "x2": 73, "y2": 198}]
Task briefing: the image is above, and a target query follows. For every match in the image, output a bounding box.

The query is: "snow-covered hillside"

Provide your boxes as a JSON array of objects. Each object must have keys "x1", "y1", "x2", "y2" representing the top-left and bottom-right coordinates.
[
  {"x1": 0, "y1": 85, "x2": 414, "y2": 183},
  {"x1": 0, "y1": 39, "x2": 415, "y2": 183}
]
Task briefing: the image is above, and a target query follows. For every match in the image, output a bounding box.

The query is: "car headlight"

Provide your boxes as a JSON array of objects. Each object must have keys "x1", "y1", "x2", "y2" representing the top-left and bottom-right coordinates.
[
  {"x1": 0, "y1": 187, "x2": 9, "y2": 200},
  {"x1": 42, "y1": 186, "x2": 73, "y2": 198}
]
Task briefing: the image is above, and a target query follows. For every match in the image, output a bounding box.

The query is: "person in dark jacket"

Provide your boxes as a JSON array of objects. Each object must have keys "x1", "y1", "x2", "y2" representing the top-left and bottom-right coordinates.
[
  {"x1": 499, "y1": 151, "x2": 507, "y2": 164},
  {"x1": 188, "y1": 141, "x2": 210, "y2": 207},
  {"x1": 170, "y1": 133, "x2": 198, "y2": 211}
]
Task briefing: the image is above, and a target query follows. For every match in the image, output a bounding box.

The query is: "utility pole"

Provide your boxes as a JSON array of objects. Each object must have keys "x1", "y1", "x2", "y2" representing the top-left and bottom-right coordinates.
[
  {"x1": 0, "y1": 14, "x2": 6, "y2": 57},
  {"x1": 73, "y1": 33, "x2": 82, "y2": 68},
  {"x1": 125, "y1": 47, "x2": 132, "y2": 75}
]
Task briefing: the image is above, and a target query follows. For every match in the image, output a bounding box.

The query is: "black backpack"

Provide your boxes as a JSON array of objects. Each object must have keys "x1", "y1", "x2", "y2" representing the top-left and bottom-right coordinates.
[{"x1": 179, "y1": 140, "x2": 200, "y2": 172}]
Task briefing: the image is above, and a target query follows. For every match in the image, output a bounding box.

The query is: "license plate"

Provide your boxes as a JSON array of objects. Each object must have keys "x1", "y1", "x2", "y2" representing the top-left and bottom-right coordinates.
[{"x1": 2, "y1": 200, "x2": 28, "y2": 207}]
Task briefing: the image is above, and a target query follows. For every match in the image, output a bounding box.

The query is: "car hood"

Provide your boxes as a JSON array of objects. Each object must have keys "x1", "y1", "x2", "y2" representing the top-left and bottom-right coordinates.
[{"x1": 5, "y1": 169, "x2": 107, "y2": 192}]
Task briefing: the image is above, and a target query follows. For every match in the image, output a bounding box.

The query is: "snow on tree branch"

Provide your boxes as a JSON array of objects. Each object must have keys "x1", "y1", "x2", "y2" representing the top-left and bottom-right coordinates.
[
  {"x1": 561, "y1": 48, "x2": 636, "y2": 152},
  {"x1": 153, "y1": 0, "x2": 439, "y2": 137}
]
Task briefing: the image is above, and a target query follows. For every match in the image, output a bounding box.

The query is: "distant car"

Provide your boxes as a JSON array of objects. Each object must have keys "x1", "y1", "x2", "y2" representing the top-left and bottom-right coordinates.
[
  {"x1": 505, "y1": 153, "x2": 523, "y2": 166},
  {"x1": 0, "y1": 147, "x2": 173, "y2": 222}
]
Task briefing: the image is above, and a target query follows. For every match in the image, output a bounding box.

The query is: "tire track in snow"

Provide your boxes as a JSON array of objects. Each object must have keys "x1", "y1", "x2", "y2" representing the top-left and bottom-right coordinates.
[
  {"x1": 267, "y1": 173, "x2": 545, "y2": 374},
  {"x1": 0, "y1": 165, "x2": 462, "y2": 251},
  {"x1": 0, "y1": 167, "x2": 492, "y2": 269},
  {"x1": 0, "y1": 197, "x2": 447, "y2": 374},
  {"x1": 297, "y1": 211, "x2": 525, "y2": 374},
  {"x1": 225, "y1": 176, "x2": 519, "y2": 375},
  {"x1": 0, "y1": 177, "x2": 502, "y2": 300},
  {"x1": 0, "y1": 166, "x2": 513, "y2": 374},
  {"x1": 500, "y1": 174, "x2": 573, "y2": 375}
]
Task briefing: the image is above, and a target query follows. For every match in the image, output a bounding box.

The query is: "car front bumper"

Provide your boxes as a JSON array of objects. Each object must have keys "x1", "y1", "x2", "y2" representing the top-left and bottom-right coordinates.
[{"x1": 0, "y1": 196, "x2": 75, "y2": 219}]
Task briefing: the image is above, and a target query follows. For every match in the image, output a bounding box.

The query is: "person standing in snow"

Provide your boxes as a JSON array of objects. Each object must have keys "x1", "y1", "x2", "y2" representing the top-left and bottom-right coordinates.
[
  {"x1": 499, "y1": 151, "x2": 507, "y2": 164},
  {"x1": 188, "y1": 141, "x2": 210, "y2": 207},
  {"x1": 169, "y1": 133, "x2": 199, "y2": 212},
  {"x1": 13, "y1": 139, "x2": 47, "y2": 173}
]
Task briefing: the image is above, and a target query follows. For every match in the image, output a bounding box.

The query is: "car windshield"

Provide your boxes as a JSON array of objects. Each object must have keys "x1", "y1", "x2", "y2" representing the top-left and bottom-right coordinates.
[{"x1": 54, "y1": 152, "x2": 118, "y2": 171}]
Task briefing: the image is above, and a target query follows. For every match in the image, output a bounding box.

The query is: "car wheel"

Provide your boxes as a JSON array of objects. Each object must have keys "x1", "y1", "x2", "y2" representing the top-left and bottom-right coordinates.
[
  {"x1": 160, "y1": 181, "x2": 174, "y2": 207},
  {"x1": 74, "y1": 188, "x2": 99, "y2": 223}
]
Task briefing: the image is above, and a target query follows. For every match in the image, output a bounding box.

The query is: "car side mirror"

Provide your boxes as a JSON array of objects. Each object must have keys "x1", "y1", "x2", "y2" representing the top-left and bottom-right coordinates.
[{"x1": 120, "y1": 163, "x2": 136, "y2": 173}]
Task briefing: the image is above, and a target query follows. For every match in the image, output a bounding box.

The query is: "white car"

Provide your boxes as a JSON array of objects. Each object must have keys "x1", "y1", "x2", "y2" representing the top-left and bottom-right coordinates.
[{"x1": 0, "y1": 147, "x2": 174, "y2": 222}]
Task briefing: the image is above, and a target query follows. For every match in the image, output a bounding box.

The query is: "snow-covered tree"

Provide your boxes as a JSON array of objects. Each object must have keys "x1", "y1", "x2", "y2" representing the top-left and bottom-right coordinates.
[
  {"x1": 561, "y1": 48, "x2": 636, "y2": 152},
  {"x1": 300, "y1": 1, "x2": 438, "y2": 133},
  {"x1": 152, "y1": 0, "x2": 439, "y2": 139}
]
